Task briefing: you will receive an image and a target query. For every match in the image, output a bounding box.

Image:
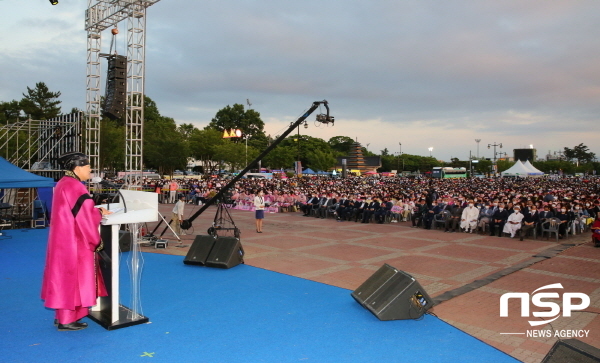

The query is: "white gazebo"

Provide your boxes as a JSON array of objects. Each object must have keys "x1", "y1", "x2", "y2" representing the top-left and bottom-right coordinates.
[
  {"x1": 523, "y1": 160, "x2": 544, "y2": 176},
  {"x1": 501, "y1": 160, "x2": 537, "y2": 177}
]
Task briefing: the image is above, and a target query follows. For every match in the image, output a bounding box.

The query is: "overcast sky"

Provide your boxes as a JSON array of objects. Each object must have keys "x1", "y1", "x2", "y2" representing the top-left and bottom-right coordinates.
[{"x1": 2, "y1": 0, "x2": 599, "y2": 162}]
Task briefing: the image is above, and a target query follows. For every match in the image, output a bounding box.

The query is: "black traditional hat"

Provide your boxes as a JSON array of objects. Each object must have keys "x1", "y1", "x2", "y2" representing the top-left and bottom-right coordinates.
[{"x1": 58, "y1": 152, "x2": 90, "y2": 170}]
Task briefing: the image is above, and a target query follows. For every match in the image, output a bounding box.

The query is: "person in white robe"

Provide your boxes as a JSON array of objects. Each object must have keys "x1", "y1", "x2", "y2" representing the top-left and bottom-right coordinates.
[
  {"x1": 503, "y1": 206, "x2": 524, "y2": 238},
  {"x1": 460, "y1": 202, "x2": 479, "y2": 232}
]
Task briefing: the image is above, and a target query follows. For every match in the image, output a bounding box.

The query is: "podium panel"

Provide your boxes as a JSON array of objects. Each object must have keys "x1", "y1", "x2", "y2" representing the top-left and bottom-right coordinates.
[{"x1": 89, "y1": 190, "x2": 158, "y2": 330}]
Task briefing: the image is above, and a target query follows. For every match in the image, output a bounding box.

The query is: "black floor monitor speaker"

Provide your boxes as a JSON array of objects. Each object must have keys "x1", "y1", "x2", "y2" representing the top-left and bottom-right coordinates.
[
  {"x1": 184, "y1": 235, "x2": 244, "y2": 269},
  {"x1": 183, "y1": 235, "x2": 216, "y2": 266},
  {"x1": 351, "y1": 264, "x2": 433, "y2": 321},
  {"x1": 542, "y1": 339, "x2": 600, "y2": 363},
  {"x1": 205, "y1": 236, "x2": 244, "y2": 269}
]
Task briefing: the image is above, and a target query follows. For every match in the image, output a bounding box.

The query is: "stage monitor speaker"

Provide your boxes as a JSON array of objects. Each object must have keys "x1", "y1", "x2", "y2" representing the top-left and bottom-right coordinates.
[
  {"x1": 183, "y1": 235, "x2": 216, "y2": 266},
  {"x1": 351, "y1": 263, "x2": 433, "y2": 321},
  {"x1": 542, "y1": 339, "x2": 600, "y2": 363},
  {"x1": 205, "y1": 236, "x2": 244, "y2": 269}
]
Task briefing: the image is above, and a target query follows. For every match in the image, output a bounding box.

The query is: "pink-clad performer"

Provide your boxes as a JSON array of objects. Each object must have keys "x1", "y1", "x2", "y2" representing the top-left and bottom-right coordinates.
[{"x1": 41, "y1": 153, "x2": 111, "y2": 331}]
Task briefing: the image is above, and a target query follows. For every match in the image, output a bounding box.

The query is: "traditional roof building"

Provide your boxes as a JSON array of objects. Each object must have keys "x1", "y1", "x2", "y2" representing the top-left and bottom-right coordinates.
[{"x1": 335, "y1": 142, "x2": 381, "y2": 174}]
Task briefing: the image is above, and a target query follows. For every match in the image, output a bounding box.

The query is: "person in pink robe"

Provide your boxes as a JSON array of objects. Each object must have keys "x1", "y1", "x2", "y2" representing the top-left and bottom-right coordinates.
[{"x1": 41, "y1": 153, "x2": 111, "y2": 331}]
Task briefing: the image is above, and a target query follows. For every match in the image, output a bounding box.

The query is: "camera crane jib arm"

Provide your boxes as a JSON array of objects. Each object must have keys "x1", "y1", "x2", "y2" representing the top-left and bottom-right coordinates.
[{"x1": 181, "y1": 100, "x2": 332, "y2": 230}]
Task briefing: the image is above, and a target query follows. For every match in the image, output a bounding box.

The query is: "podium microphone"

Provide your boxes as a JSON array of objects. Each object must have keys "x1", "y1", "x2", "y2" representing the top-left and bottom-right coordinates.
[
  {"x1": 92, "y1": 177, "x2": 120, "y2": 189},
  {"x1": 91, "y1": 177, "x2": 127, "y2": 213}
]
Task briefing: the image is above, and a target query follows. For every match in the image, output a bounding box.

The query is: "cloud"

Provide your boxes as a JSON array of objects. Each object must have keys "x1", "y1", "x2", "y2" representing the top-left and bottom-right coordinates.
[{"x1": 1, "y1": 0, "x2": 599, "y2": 161}]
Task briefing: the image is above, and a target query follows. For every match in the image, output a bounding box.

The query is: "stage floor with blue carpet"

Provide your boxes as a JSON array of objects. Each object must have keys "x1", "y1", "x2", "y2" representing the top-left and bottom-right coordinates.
[{"x1": 0, "y1": 229, "x2": 519, "y2": 363}]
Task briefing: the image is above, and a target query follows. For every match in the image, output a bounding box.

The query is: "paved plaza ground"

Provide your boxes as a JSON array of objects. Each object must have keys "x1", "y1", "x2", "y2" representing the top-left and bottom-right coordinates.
[{"x1": 142, "y1": 203, "x2": 600, "y2": 363}]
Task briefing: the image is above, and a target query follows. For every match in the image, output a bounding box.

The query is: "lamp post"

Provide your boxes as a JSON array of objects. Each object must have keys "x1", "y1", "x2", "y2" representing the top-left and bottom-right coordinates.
[
  {"x1": 487, "y1": 142, "x2": 502, "y2": 175},
  {"x1": 475, "y1": 139, "x2": 481, "y2": 158},
  {"x1": 244, "y1": 134, "x2": 248, "y2": 166},
  {"x1": 428, "y1": 147, "x2": 433, "y2": 157},
  {"x1": 398, "y1": 142, "x2": 403, "y2": 172}
]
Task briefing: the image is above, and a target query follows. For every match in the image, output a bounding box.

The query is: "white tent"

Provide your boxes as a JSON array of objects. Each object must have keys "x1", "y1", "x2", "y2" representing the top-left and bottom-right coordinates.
[
  {"x1": 523, "y1": 160, "x2": 544, "y2": 176},
  {"x1": 501, "y1": 160, "x2": 535, "y2": 177}
]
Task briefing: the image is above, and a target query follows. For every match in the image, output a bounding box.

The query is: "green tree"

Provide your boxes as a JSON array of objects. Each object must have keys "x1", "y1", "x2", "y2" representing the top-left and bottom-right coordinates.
[
  {"x1": 206, "y1": 104, "x2": 267, "y2": 147},
  {"x1": 177, "y1": 123, "x2": 196, "y2": 141},
  {"x1": 0, "y1": 100, "x2": 23, "y2": 125},
  {"x1": 100, "y1": 119, "x2": 125, "y2": 172},
  {"x1": 564, "y1": 143, "x2": 596, "y2": 164},
  {"x1": 379, "y1": 154, "x2": 395, "y2": 172},
  {"x1": 142, "y1": 97, "x2": 188, "y2": 174},
  {"x1": 279, "y1": 135, "x2": 335, "y2": 170},
  {"x1": 306, "y1": 148, "x2": 336, "y2": 171},
  {"x1": 328, "y1": 136, "x2": 354, "y2": 156},
  {"x1": 362, "y1": 147, "x2": 376, "y2": 157},
  {"x1": 20, "y1": 82, "x2": 62, "y2": 119},
  {"x1": 262, "y1": 145, "x2": 297, "y2": 170},
  {"x1": 213, "y1": 141, "x2": 259, "y2": 172},
  {"x1": 473, "y1": 158, "x2": 492, "y2": 174},
  {"x1": 188, "y1": 128, "x2": 226, "y2": 175}
]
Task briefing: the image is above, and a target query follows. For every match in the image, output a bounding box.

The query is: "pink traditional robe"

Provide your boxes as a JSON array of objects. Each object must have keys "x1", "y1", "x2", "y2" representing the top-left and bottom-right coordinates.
[{"x1": 41, "y1": 176, "x2": 107, "y2": 312}]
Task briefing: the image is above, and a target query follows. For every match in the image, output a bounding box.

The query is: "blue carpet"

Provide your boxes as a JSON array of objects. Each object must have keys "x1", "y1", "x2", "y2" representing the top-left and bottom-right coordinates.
[{"x1": 0, "y1": 229, "x2": 519, "y2": 363}]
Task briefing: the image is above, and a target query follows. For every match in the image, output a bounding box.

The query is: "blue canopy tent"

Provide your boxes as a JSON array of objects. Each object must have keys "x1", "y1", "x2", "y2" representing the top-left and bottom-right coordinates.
[
  {"x1": 0, "y1": 157, "x2": 55, "y2": 188},
  {"x1": 0, "y1": 157, "x2": 55, "y2": 229},
  {"x1": 302, "y1": 168, "x2": 316, "y2": 175}
]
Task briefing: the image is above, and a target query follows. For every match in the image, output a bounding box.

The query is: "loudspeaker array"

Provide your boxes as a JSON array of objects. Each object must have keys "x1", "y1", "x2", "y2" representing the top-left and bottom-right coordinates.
[{"x1": 103, "y1": 55, "x2": 127, "y2": 120}]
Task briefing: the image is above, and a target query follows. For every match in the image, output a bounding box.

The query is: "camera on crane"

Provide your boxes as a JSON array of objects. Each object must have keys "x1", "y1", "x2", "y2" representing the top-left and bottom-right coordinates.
[{"x1": 316, "y1": 113, "x2": 335, "y2": 125}]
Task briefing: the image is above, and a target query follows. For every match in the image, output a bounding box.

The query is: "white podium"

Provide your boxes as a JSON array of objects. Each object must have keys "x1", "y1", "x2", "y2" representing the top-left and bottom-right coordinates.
[{"x1": 89, "y1": 190, "x2": 158, "y2": 330}]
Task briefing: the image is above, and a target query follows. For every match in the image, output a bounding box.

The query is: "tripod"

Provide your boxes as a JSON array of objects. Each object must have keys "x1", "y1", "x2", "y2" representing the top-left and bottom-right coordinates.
[{"x1": 208, "y1": 203, "x2": 240, "y2": 239}]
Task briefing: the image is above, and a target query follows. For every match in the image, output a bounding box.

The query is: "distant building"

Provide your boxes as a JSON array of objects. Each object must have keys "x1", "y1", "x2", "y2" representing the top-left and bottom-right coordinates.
[
  {"x1": 335, "y1": 142, "x2": 381, "y2": 174},
  {"x1": 513, "y1": 148, "x2": 537, "y2": 162}
]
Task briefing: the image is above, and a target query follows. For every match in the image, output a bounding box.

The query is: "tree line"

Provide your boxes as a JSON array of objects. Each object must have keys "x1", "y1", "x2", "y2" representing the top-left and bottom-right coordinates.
[{"x1": 1, "y1": 82, "x2": 597, "y2": 176}]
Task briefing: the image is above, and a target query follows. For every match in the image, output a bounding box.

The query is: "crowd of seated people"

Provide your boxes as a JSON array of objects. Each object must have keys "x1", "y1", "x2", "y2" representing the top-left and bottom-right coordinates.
[{"x1": 115, "y1": 174, "x2": 600, "y2": 243}]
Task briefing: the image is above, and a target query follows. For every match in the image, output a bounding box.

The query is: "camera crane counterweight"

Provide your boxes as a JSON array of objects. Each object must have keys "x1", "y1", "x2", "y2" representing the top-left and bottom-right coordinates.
[{"x1": 180, "y1": 100, "x2": 333, "y2": 231}]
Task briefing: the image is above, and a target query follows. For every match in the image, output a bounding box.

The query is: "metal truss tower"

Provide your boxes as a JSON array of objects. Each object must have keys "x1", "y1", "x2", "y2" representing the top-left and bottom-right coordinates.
[
  {"x1": 0, "y1": 113, "x2": 83, "y2": 180},
  {"x1": 85, "y1": 0, "x2": 161, "y2": 185}
]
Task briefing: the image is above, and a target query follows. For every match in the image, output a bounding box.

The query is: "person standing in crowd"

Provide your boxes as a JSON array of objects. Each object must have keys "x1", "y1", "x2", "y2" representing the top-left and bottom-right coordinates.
[
  {"x1": 169, "y1": 179, "x2": 179, "y2": 203},
  {"x1": 154, "y1": 181, "x2": 163, "y2": 203},
  {"x1": 41, "y1": 152, "x2": 112, "y2": 331},
  {"x1": 171, "y1": 195, "x2": 186, "y2": 235},
  {"x1": 254, "y1": 189, "x2": 266, "y2": 233}
]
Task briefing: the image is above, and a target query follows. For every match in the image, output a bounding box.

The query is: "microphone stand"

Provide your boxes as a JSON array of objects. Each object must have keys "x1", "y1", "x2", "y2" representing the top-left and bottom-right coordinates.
[{"x1": 93, "y1": 178, "x2": 128, "y2": 213}]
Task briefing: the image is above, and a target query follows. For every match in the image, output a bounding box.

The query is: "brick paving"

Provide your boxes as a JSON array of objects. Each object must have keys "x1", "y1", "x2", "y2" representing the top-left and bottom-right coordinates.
[{"x1": 142, "y1": 203, "x2": 600, "y2": 363}]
